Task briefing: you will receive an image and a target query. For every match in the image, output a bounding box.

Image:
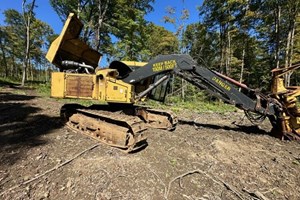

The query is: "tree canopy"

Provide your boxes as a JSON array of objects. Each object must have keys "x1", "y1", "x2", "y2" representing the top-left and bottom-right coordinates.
[
  {"x1": 0, "y1": 0, "x2": 299, "y2": 89},
  {"x1": 0, "y1": 7, "x2": 53, "y2": 82}
]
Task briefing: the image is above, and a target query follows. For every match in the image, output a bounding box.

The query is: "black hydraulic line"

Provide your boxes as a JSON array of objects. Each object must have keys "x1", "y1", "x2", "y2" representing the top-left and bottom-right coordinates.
[
  {"x1": 61, "y1": 60, "x2": 95, "y2": 72},
  {"x1": 213, "y1": 70, "x2": 249, "y2": 90}
]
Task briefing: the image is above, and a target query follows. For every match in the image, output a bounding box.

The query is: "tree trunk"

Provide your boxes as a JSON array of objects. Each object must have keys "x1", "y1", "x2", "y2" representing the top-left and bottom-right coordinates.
[
  {"x1": 96, "y1": 0, "x2": 109, "y2": 51},
  {"x1": 0, "y1": 41, "x2": 8, "y2": 77},
  {"x1": 45, "y1": 64, "x2": 49, "y2": 82},
  {"x1": 239, "y1": 47, "x2": 245, "y2": 91},
  {"x1": 181, "y1": 78, "x2": 185, "y2": 101},
  {"x1": 284, "y1": 23, "x2": 292, "y2": 86},
  {"x1": 171, "y1": 74, "x2": 174, "y2": 94},
  {"x1": 225, "y1": 31, "x2": 229, "y2": 76},
  {"x1": 274, "y1": 5, "x2": 281, "y2": 69},
  {"x1": 30, "y1": 59, "x2": 33, "y2": 81},
  {"x1": 96, "y1": 0, "x2": 102, "y2": 51},
  {"x1": 10, "y1": 60, "x2": 14, "y2": 78},
  {"x1": 219, "y1": 27, "x2": 225, "y2": 73},
  {"x1": 284, "y1": 26, "x2": 292, "y2": 86},
  {"x1": 22, "y1": 24, "x2": 30, "y2": 86},
  {"x1": 284, "y1": 29, "x2": 292, "y2": 68},
  {"x1": 284, "y1": 1, "x2": 298, "y2": 87},
  {"x1": 22, "y1": 0, "x2": 36, "y2": 86},
  {"x1": 77, "y1": 0, "x2": 81, "y2": 18},
  {"x1": 286, "y1": 19, "x2": 296, "y2": 86},
  {"x1": 12, "y1": 51, "x2": 17, "y2": 78},
  {"x1": 226, "y1": 31, "x2": 232, "y2": 76}
]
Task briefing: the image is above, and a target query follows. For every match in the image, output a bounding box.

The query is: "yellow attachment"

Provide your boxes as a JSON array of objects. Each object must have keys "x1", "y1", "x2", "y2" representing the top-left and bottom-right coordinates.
[
  {"x1": 284, "y1": 89, "x2": 300, "y2": 105},
  {"x1": 46, "y1": 13, "x2": 102, "y2": 70},
  {"x1": 290, "y1": 116, "x2": 300, "y2": 135},
  {"x1": 271, "y1": 66, "x2": 300, "y2": 137},
  {"x1": 271, "y1": 62, "x2": 300, "y2": 78},
  {"x1": 271, "y1": 77, "x2": 287, "y2": 95}
]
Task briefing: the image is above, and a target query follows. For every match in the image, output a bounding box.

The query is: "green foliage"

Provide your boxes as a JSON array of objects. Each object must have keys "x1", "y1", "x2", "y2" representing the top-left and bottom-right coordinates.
[
  {"x1": 57, "y1": 98, "x2": 101, "y2": 107},
  {"x1": 191, "y1": 0, "x2": 300, "y2": 90},
  {"x1": 36, "y1": 83, "x2": 51, "y2": 96},
  {"x1": 145, "y1": 94, "x2": 236, "y2": 114},
  {"x1": 109, "y1": 0, "x2": 154, "y2": 61},
  {"x1": 183, "y1": 23, "x2": 219, "y2": 70},
  {"x1": 147, "y1": 23, "x2": 179, "y2": 56},
  {"x1": 154, "y1": 99, "x2": 236, "y2": 113},
  {"x1": 49, "y1": 0, "x2": 155, "y2": 59},
  {"x1": 0, "y1": 77, "x2": 19, "y2": 87},
  {"x1": 0, "y1": 8, "x2": 54, "y2": 83},
  {"x1": 169, "y1": 158, "x2": 177, "y2": 166},
  {"x1": 1, "y1": 1, "x2": 300, "y2": 116}
]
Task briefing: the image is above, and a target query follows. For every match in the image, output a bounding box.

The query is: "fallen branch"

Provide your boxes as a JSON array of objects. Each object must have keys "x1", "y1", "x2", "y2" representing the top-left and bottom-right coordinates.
[
  {"x1": 0, "y1": 144, "x2": 99, "y2": 196},
  {"x1": 148, "y1": 167, "x2": 167, "y2": 193},
  {"x1": 0, "y1": 174, "x2": 9, "y2": 187},
  {"x1": 243, "y1": 188, "x2": 270, "y2": 200},
  {"x1": 164, "y1": 169, "x2": 245, "y2": 200},
  {"x1": 217, "y1": 178, "x2": 244, "y2": 200},
  {"x1": 0, "y1": 174, "x2": 8, "y2": 183},
  {"x1": 164, "y1": 169, "x2": 218, "y2": 199}
]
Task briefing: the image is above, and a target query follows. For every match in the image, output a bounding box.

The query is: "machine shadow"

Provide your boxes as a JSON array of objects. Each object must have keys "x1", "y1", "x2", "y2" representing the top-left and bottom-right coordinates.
[
  {"x1": 0, "y1": 80, "x2": 19, "y2": 88},
  {"x1": 179, "y1": 120, "x2": 269, "y2": 136},
  {"x1": 0, "y1": 92, "x2": 63, "y2": 166}
]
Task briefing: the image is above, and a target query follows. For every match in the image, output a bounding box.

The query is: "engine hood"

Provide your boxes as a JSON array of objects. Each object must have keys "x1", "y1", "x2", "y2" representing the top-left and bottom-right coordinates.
[{"x1": 46, "y1": 13, "x2": 102, "y2": 71}]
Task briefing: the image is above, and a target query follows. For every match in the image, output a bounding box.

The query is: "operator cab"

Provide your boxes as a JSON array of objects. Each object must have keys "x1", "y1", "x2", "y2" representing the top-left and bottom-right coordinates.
[
  {"x1": 108, "y1": 60, "x2": 170, "y2": 102},
  {"x1": 149, "y1": 74, "x2": 170, "y2": 102}
]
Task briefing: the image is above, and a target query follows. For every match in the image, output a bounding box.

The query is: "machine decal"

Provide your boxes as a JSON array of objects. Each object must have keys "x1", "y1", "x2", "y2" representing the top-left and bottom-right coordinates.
[
  {"x1": 152, "y1": 60, "x2": 176, "y2": 72},
  {"x1": 212, "y1": 76, "x2": 231, "y2": 91}
]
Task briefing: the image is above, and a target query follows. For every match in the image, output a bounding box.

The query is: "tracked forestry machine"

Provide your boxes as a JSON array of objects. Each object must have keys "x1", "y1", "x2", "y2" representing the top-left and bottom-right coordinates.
[{"x1": 46, "y1": 13, "x2": 300, "y2": 152}]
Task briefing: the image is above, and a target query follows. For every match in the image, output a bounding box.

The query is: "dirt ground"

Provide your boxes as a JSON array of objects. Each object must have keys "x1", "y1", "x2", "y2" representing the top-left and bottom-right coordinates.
[{"x1": 0, "y1": 85, "x2": 299, "y2": 200}]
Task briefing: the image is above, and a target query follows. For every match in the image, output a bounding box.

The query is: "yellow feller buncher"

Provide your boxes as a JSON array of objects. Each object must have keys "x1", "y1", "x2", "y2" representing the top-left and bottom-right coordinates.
[{"x1": 46, "y1": 13, "x2": 300, "y2": 152}]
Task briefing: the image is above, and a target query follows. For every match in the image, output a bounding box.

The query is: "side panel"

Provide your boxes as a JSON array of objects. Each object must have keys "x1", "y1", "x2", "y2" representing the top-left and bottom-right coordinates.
[
  {"x1": 51, "y1": 72, "x2": 65, "y2": 98},
  {"x1": 106, "y1": 78, "x2": 133, "y2": 103},
  {"x1": 98, "y1": 78, "x2": 106, "y2": 101},
  {"x1": 51, "y1": 72, "x2": 98, "y2": 99},
  {"x1": 50, "y1": 71, "x2": 134, "y2": 103},
  {"x1": 65, "y1": 74, "x2": 94, "y2": 98}
]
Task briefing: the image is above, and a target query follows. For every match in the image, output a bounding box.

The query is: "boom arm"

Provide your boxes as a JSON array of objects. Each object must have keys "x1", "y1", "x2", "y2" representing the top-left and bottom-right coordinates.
[{"x1": 123, "y1": 54, "x2": 277, "y2": 116}]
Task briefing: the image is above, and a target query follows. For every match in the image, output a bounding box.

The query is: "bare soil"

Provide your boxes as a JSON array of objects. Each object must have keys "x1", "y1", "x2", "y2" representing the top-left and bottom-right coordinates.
[{"x1": 0, "y1": 86, "x2": 299, "y2": 200}]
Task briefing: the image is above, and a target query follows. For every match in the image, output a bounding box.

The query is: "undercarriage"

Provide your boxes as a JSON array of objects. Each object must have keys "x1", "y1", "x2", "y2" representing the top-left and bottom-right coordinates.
[{"x1": 60, "y1": 104, "x2": 177, "y2": 152}]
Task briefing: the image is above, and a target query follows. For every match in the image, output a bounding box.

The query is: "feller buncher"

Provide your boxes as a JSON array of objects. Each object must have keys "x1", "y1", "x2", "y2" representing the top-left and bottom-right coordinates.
[{"x1": 46, "y1": 13, "x2": 300, "y2": 152}]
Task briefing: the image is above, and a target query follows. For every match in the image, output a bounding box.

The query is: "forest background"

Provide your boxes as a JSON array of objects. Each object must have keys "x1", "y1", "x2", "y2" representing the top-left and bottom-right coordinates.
[{"x1": 0, "y1": 0, "x2": 299, "y2": 103}]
